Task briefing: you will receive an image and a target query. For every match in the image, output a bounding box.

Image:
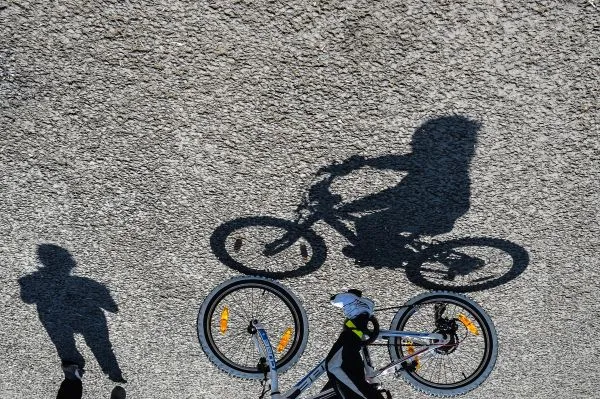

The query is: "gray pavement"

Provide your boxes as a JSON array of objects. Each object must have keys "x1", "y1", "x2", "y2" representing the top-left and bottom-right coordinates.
[{"x1": 1, "y1": 1, "x2": 599, "y2": 398}]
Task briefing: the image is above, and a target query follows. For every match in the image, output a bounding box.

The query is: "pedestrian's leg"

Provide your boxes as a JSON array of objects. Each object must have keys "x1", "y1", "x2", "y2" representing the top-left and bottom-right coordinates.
[
  {"x1": 43, "y1": 321, "x2": 85, "y2": 369},
  {"x1": 326, "y1": 328, "x2": 382, "y2": 399},
  {"x1": 326, "y1": 330, "x2": 366, "y2": 398},
  {"x1": 56, "y1": 363, "x2": 83, "y2": 399},
  {"x1": 83, "y1": 325, "x2": 125, "y2": 382}
]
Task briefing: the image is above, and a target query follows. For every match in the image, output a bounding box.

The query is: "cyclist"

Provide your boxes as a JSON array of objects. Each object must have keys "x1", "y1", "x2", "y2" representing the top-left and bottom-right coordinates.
[{"x1": 324, "y1": 290, "x2": 386, "y2": 399}]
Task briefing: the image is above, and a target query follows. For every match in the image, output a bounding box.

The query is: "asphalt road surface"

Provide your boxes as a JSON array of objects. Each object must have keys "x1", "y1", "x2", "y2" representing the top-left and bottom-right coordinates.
[{"x1": 1, "y1": 1, "x2": 598, "y2": 398}]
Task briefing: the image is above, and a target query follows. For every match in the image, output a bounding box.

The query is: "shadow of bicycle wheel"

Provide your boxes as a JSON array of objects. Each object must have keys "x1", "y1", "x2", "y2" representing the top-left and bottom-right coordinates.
[
  {"x1": 404, "y1": 237, "x2": 529, "y2": 292},
  {"x1": 210, "y1": 216, "x2": 328, "y2": 279}
]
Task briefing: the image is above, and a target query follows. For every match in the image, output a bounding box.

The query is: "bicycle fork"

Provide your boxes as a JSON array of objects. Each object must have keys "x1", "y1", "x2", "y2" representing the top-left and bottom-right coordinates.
[{"x1": 250, "y1": 321, "x2": 281, "y2": 397}]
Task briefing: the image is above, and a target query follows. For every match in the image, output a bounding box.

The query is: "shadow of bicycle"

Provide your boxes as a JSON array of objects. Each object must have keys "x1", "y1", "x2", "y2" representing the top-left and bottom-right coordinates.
[{"x1": 210, "y1": 116, "x2": 530, "y2": 292}]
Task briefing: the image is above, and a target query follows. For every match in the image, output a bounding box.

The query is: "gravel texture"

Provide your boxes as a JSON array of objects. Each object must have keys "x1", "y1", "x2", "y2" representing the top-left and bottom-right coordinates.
[{"x1": 1, "y1": 1, "x2": 599, "y2": 398}]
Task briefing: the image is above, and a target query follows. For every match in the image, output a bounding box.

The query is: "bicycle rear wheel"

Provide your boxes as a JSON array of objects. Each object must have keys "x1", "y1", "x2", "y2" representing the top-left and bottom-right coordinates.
[
  {"x1": 388, "y1": 291, "x2": 497, "y2": 397},
  {"x1": 406, "y1": 237, "x2": 529, "y2": 292},
  {"x1": 197, "y1": 276, "x2": 309, "y2": 379}
]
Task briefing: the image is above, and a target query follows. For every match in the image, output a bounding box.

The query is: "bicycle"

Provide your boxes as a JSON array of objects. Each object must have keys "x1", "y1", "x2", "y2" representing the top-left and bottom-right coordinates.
[
  {"x1": 197, "y1": 276, "x2": 498, "y2": 398},
  {"x1": 210, "y1": 160, "x2": 529, "y2": 292}
]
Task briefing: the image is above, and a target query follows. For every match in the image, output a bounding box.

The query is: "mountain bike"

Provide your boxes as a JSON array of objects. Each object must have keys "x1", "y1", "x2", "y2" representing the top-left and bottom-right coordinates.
[
  {"x1": 197, "y1": 276, "x2": 498, "y2": 398},
  {"x1": 210, "y1": 163, "x2": 528, "y2": 292}
]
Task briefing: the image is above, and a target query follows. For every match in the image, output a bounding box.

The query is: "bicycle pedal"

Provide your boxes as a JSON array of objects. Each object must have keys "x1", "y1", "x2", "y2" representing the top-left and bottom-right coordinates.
[
  {"x1": 256, "y1": 357, "x2": 270, "y2": 374},
  {"x1": 300, "y1": 243, "x2": 308, "y2": 260},
  {"x1": 399, "y1": 361, "x2": 417, "y2": 373}
]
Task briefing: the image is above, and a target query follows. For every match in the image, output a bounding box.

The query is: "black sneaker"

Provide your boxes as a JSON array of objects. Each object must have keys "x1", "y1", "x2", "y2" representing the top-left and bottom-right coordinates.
[{"x1": 110, "y1": 386, "x2": 126, "y2": 399}]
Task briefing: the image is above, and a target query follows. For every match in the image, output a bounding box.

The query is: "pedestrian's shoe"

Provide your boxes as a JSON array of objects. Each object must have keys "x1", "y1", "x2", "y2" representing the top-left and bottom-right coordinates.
[{"x1": 110, "y1": 386, "x2": 126, "y2": 399}]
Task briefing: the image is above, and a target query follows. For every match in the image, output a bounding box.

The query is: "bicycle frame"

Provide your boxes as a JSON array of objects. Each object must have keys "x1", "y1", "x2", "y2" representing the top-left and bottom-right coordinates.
[
  {"x1": 291, "y1": 199, "x2": 484, "y2": 280},
  {"x1": 251, "y1": 320, "x2": 449, "y2": 399},
  {"x1": 294, "y1": 183, "x2": 427, "y2": 254}
]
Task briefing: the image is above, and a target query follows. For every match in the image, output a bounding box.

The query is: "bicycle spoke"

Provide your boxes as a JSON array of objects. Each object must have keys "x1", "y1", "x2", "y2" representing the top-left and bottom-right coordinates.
[
  {"x1": 230, "y1": 290, "x2": 252, "y2": 322},
  {"x1": 251, "y1": 288, "x2": 256, "y2": 320},
  {"x1": 447, "y1": 352, "x2": 467, "y2": 383},
  {"x1": 417, "y1": 351, "x2": 436, "y2": 380},
  {"x1": 260, "y1": 293, "x2": 283, "y2": 324}
]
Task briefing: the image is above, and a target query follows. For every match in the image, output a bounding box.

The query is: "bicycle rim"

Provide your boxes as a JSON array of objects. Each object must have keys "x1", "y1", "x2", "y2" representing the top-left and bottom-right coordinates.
[
  {"x1": 389, "y1": 293, "x2": 496, "y2": 394},
  {"x1": 199, "y1": 277, "x2": 308, "y2": 377}
]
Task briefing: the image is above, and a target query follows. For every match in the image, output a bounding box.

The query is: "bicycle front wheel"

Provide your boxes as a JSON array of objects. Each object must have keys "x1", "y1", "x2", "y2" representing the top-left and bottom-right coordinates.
[
  {"x1": 210, "y1": 216, "x2": 327, "y2": 278},
  {"x1": 197, "y1": 276, "x2": 309, "y2": 379},
  {"x1": 388, "y1": 291, "x2": 498, "y2": 397}
]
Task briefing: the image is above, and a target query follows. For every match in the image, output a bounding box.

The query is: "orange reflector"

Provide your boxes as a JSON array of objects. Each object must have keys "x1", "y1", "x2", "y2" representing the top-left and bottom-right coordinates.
[
  {"x1": 220, "y1": 306, "x2": 229, "y2": 334},
  {"x1": 277, "y1": 328, "x2": 293, "y2": 353},
  {"x1": 405, "y1": 340, "x2": 420, "y2": 370},
  {"x1": 457, "y1": 314, "x2": 479, "y2": 335}
]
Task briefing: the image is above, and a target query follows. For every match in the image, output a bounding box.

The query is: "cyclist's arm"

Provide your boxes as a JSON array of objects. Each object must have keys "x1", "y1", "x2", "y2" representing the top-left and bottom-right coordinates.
[{"x1": 362, "y1": 154, "x2": 412, "y2": 171}]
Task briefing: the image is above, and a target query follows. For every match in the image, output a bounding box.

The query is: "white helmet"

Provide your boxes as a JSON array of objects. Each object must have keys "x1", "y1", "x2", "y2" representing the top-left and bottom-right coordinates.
[{"x1": 331, "y1": 290, "x2": 375, "y2": 319}]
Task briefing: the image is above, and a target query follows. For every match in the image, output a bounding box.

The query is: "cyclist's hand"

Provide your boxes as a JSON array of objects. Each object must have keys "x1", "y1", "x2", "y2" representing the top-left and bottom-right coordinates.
[
  {"x1": 346, "y1": 154, "x2": 365, "y2": 164},
  {"x1": 315, "y1": 166, "x2": 330, "y2": 176},
  {"x1": 316, "y1": 162, "x2": 340, "y2": 176},
  {"x1": 338, "y1": 155, "x2": 366, "y2": 171}
]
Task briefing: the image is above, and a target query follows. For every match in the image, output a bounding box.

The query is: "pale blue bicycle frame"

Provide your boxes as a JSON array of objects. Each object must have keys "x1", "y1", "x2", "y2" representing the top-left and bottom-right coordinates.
[{"x1": 251, "y1": 320, "x2": 451, "y2": 399}]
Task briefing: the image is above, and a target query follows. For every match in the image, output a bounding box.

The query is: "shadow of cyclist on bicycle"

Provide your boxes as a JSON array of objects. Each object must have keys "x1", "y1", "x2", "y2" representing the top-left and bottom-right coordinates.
[
  {"x1": 317, "y1": 116, "x2": 480, "y2": 267},
  {"x1": 210, "y1": 114, "x2": 528, "y2": 289}
]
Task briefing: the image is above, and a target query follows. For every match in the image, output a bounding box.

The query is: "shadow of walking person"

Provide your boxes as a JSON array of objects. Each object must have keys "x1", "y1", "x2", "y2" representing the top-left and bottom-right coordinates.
[{"x1": 18, "y1": 244, "x2": 126, "y2": 383}]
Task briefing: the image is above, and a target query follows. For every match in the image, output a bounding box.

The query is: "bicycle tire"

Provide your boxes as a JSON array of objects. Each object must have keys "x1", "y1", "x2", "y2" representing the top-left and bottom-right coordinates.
[
  {"x1": 388, "y1": 291, "x2": 498, "y2": 397},
  {"x1": 405, "y1": 237, "x2": 529, "y2": 292},
  {"x1": 197, "y1": 276, "x2": 309, "y2": 380},
  {"x1": 210, "y1": 216, "x2": 327, "y2": 279}
]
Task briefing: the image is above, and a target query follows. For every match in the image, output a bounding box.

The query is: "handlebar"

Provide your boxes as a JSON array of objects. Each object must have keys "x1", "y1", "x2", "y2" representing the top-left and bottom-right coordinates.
[{"x1": 295, "y1": 155, "x2": 367, "y2": 217}]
